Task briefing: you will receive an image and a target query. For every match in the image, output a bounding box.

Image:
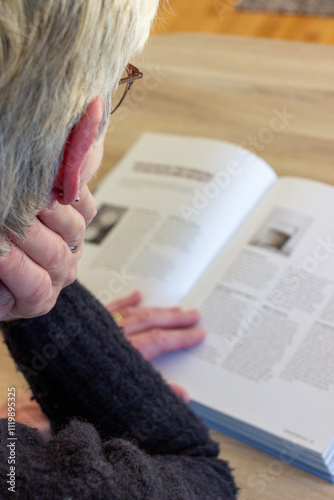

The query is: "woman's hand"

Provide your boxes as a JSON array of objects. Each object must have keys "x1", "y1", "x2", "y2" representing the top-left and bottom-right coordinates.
[
  {"x1": 106, "y1": 291, "x2": 205, "y2": 361},
  {"x1": 0, "y1": 184, "x2": 96, "y2": 321},
  {"x1": 106, "y1": 291, "x2": 205, "y2": 402}
]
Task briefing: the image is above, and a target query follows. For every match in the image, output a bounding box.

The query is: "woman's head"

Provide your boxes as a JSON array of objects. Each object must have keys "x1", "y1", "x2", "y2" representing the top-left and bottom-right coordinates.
[{"x1": 0, "y1": 0, "x2": 159, "y2": 254}]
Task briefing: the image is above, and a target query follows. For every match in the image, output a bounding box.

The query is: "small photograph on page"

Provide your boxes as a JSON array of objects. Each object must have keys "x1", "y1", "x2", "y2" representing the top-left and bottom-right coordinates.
[
  {"x1": 249, "y1": 207, "x2": 312, "y2": 256},
  {"x1": 84, "y1": 204, "x2": 127, "y2": 245}
]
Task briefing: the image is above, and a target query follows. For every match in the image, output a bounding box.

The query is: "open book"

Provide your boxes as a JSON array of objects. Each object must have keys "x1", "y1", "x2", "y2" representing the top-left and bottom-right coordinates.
[{"x1": 78, "y1": 133, "x2": 334, "y2": 482}]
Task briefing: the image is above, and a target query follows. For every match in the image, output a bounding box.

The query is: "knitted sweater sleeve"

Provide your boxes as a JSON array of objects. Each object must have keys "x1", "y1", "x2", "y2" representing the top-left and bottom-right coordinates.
[{"x1": 0, "y1": 281, "x2": 237, "y2": 499}]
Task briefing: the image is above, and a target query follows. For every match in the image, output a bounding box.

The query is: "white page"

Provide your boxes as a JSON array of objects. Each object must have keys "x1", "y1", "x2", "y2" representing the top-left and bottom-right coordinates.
[
  {"x1": 78, "y1": 133, "x2": 276, "y2": 306},
  {"x1": 154, "y1": 177, "x2": 334, "y2": 454}
]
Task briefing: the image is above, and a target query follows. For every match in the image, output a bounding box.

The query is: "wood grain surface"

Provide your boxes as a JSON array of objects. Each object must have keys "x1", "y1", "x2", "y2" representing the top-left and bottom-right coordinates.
[
  {"x1": 1, "y1": 33, "x2": 333, "y2": 499},
  {"x1": 153, "y1": 0, "x2": 334, "y2": 45},
  {"x1": 98, "y1": 34, "x2": 334, "y2": 189}
]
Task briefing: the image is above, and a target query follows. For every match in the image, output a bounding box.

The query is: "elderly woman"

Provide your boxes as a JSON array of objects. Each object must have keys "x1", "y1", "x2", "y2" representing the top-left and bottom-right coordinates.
[{"x1": 0, "y1": 1, "x2": 237, "y2": 498}]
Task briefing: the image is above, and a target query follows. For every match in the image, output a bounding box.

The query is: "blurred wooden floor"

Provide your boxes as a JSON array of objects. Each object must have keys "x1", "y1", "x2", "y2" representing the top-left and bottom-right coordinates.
[{"x1": 153, "y1": 0, "x2": 334, "y2": 44}]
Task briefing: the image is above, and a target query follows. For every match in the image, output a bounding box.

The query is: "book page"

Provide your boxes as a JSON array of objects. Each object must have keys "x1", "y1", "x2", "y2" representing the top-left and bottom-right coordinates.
[
  {"x1": 78, "y1": 133, "x2": 276, "y2": 306},
  {"x1": 154, "y1": 177, "x2": 334, "y2": 454}
]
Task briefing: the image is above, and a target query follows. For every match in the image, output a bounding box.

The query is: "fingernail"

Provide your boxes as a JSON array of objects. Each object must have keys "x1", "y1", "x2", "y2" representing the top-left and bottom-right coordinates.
[
  {"x1": 188, "y1": 309, "x2": 201, "y2": 321},
  {"x1": 195, "y1": 326, "x2": 206, "y2": 339},
  {"x1": 132, "y1": 291, "x2": 142, "y2": 302},
  {"x1": 47, "y1": 199, "x2": 58, "y2": 211},
  {"x1": 46, "y1": 191, "x2": 59, "y2": 211}
]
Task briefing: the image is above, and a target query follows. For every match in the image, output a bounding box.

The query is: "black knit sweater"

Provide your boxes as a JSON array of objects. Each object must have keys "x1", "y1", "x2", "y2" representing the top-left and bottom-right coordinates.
[{"x1": 0, "y1": 281, "x2": 237, "y2": 499}]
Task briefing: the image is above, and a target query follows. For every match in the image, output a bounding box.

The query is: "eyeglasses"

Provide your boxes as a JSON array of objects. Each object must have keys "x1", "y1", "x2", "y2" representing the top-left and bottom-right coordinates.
[{"x1": 110, "y1": 63, "x2": 143, "y2": 115}]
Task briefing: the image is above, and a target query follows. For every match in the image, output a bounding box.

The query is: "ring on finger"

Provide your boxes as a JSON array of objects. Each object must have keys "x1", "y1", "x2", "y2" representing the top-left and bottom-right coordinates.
[{"x1": 113, "y1": 311, "x2": 124, "y2": 324}]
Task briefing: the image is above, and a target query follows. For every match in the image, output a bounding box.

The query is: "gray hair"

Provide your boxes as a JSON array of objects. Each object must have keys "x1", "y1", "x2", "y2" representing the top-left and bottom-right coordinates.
[{"x1": 0, "y1": 0, "x2": 159, "y2": 254}]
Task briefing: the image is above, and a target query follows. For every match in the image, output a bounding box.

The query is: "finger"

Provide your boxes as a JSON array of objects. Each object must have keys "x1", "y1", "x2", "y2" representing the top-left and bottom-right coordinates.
[
  {"x1": 120, "y1": 307, "x2": 201, "y2": 336},
  {"x1": 14, "y1": 217, "x2": 82, "y2": 285},
  {"x1": 38, "y1": 203, "x2": 87, "y2": 249},
  {"x1": 128, "y1": 326, "x2": 205, "y2": 360},
  {"x1": 106, "y1": 291, "x2": 142, "y2": 314},
  {"x1": 0, "y1": 244, "x2": 54, "y2": 319},
  {"x1": 168, "y1": 383, "x2": 190, "y2": 404},
  {"x1": 70, "y1": 184, "x2": 97, "y2": 226}
]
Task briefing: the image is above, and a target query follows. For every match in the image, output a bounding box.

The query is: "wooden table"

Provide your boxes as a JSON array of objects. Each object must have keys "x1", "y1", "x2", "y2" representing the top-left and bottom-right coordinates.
[
  {"x1": 99, "y1": 33, "x2": 334, "y2": 190},
  {"x1": 1, "y1": 34, "x2": 334, "y2": 499}
]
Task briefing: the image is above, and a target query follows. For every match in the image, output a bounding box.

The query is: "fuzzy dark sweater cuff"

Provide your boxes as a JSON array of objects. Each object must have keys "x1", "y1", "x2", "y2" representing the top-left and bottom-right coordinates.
[{"x1": 1, "y1": 280, "x2": 237, "y2": 499}]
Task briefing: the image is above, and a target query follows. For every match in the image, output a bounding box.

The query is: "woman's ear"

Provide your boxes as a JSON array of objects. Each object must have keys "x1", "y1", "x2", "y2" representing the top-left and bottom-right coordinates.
[{"x1": 52, "y1": 96, "x2": 104, "y2": 205}]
